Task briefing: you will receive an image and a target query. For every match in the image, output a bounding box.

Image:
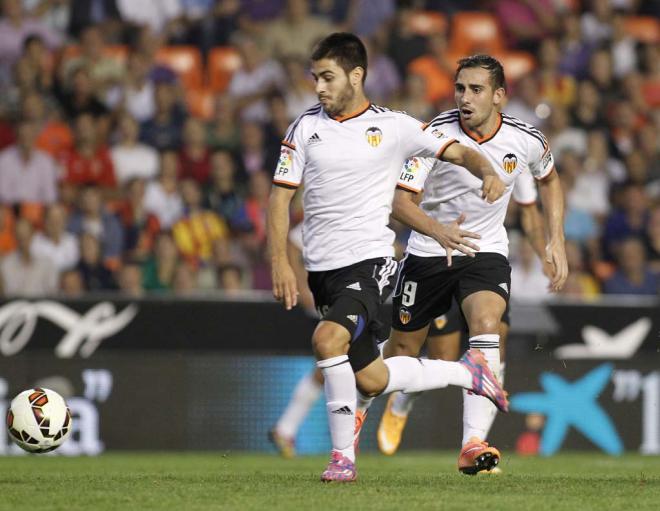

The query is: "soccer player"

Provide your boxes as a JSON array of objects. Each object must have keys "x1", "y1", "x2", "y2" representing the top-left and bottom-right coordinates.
[
  {"x1": 267, "y1": 33, "x2": 508, "y2": 482},
  {"x1": 377, "y1": 186, "x2": 554, "y2": 459},
  {"x1": 381, "y1": 54, "x2": 567, "y2": 475}
]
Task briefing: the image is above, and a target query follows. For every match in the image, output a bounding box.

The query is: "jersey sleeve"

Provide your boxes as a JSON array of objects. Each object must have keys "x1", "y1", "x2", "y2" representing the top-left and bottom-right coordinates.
[
  {"x1": 512, "y1": 168, "x2": 538, "y2": 205},
  {"x1": 397, "y1": 156, "x2": 434, "y2": 193},
  {"x1": 273, "y1": 120, "x2": 306, "y2": 189},
  {"x1": 398, "y1": 113, "x2": 458, "y2": 161},
  {"x1": 527, "y1": 131, "x2": 554, "y2": 180}
]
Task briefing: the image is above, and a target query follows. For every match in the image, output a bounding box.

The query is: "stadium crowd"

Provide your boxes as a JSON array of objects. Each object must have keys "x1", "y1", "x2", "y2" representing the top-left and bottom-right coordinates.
[{"x1": 0, "y1": 0, "x2": 657, "y2": 300}]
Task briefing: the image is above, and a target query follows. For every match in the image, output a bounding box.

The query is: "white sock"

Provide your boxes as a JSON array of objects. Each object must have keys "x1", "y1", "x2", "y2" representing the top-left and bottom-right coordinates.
[
  {"x1": 391, "y1": 390, "x2": 421, "y2": 416},
  {"x1": 317, "y1": 355, "x2": 356, "y2": 461},
  {"x1": 275, "y1": 371, "x2": 322, "y2": 438},
  {"x1": 383, "y1": 356, "x2": 471, "y2": 394},
  {"x1": 462, "y1": 335, "x2": 500, "y2": 445},
  {"x1": 356, "y1": 390, "x2": 374, "y2": 414},
  {"x1": 479, "y1": 362, "x2": 506, "y2": 440}
]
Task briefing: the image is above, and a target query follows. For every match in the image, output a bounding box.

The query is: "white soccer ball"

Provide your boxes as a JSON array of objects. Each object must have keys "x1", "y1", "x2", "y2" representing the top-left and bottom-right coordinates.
[{"x1": 6, "y1": 388, "x2": 73, "y2": 453}]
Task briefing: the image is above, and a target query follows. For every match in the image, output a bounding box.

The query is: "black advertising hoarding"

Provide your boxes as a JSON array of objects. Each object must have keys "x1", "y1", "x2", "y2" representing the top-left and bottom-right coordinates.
[{"x1": 0, "y1": 296, "x2": 658, "y2": 455}]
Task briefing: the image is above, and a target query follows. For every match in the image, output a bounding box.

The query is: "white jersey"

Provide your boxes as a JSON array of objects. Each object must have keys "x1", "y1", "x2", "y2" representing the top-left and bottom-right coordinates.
[
  {"x1": 273, "y1": 102, "x2": 457, "y2": 271},
  {"x1": 398, "y1": 110, "x2": 553, "y2": 258}
]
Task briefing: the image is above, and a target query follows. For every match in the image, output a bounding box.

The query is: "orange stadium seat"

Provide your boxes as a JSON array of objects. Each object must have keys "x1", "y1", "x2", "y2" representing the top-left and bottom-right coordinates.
[
  {"x1": 59, "y1": 44, "x2": 128, "y2": 64},
  {"x1": 449, "y1": 12, "x2": 505, "y2": 55},
  {"x1": 186, "y1": 88, "x2": 215, "y2": 120},
  {"x1": 156, "y1": 46, "x2": 204, "y2": 89},
  {"x1": 623, "y1": 16, "x2": 660, "y2": 44},
  {"x1": 207, "y1": 46, "x2": 242, "y2": 92},
  {"x1": 494, "y1": 51, "x2": 536, "y2": 83},
  {"x1": 408, "y1": 10, "x2": 448, "y2": 36}
]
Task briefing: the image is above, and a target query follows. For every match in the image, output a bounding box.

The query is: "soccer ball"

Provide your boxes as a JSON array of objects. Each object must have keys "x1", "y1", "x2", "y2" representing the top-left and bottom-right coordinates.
[{"x1": 6, "y1": 388, "x2": 73, "y2": 453}]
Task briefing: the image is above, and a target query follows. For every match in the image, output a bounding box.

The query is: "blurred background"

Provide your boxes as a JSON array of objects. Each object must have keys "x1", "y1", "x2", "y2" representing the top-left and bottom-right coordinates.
[{"x1": 0, "y1": 0, "x2": 658, "y2": 457}]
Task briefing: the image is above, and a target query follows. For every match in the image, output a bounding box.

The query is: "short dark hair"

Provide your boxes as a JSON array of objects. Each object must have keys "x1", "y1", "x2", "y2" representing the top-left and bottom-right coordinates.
[
  {"x1": 455, "y1": 54, "x2": 506, "y2": 91},
  {"x1": 311, "y1": 32, "x2": 368, "y2": 83}
]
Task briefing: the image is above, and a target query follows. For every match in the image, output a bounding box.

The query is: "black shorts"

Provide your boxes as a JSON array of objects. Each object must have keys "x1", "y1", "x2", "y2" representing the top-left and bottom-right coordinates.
[
  {"x1": 427, "y1": 298, "x2": 511, "y2": 336},
  {"x1": 392, "y1": 252, "x2": 511, "y2": 332},
  {"x1": 308, "y1": 257, "x2": 398, "y2": 371}
]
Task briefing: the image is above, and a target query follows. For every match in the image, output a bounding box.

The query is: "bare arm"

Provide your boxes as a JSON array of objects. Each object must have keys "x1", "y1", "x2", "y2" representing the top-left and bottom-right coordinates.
[
  {"x1": 441, "y1": 143, "x2": 505, "y2": 203},
  {"x1": 392, "y1": 188, "x2": 481, "y2": 267},
  {"x1": 519, "y1": 202, "x2": 555, "y2": 280},
  {"x1": 267, "y1": 185, "x2": 298, "y2": 309},
  {"x1": 538, "y1": 168, "x2": 568, "y2": 291}
]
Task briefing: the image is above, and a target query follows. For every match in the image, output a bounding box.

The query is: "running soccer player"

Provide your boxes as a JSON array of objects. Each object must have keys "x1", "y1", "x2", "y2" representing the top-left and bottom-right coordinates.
[
  {"x1": 267, "y1": 33, "x2": 508, "y2": 482},
  {"x1": 377, "y1": 185, "x2": 554, "y2": 459},
  {"x1": 383, "y1": 54, "x2": 567, "y2": 475}
]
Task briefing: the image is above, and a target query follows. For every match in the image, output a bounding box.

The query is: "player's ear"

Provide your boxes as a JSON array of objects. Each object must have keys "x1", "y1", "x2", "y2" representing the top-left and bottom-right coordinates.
[
  {"x1": 493, "y1": 87, "x2": 505, "y2": 107},
  {"x1": 350, "y1": 66, "x2": 364, "y2": 87}
]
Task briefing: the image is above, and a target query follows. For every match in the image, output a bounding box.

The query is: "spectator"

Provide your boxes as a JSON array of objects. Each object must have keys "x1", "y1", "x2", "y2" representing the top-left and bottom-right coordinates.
[
  {"x1": 217, "y1": 263, "x2": 245, "y2": 294},
  {"x1": 407, "y1": 32, "x2": 454, "y2": 104},
  {"x1": 205, "y1": 150, "x2": 244, "y2": 224},
  {"x1": 172, "y1": 261, "x2": 197, "y2": 295},
  {"x1": 572, "y1": 79, "x2": 605, "y2": 130},
  {"x1": 537, "y1": 38, "x2": 576, "y2": 107},
  {"x1": 21, "y1": 35, "x2": 53, "y2": 92},
  {"x1": 610, "y1": 10, "x2": 637, "y2": 79},
  {"x1": 144, "y1": 151, "x2": 184, "y2": 230},
  {"x1": 645, "y1": 205, "x2": 660, "y2": 273},
  {"x1": 206, "y1": 93, "x2": 240, "y2": 152},
  {"x1": 179, "y1": 117, "x2": 211, "y2": 185},
  {"x1": 172, "y1": 178, "x2": 228, "y2": 265},
  {"x1": 0, "y1": 0, "x2": 62, "y2": 85},
  {"x1": 110, "y1": 113, "x2": 159, "y2": 185},
  {"x1": 560, "y1": 240, "x2": 600, "y2": 298},
  {"x1": 363, "y1": 33, "x2": 400, "y2": 105},
  {"x1": 558, "y1": 12, "x2": 593, "y2": 80},
  {"x1": 282, "y1": 56, "x2": 318, "y2": 121},
  {"x1": 505, "y1": 73, "x2": 548, "y2": 128},
  {"x1": 262, "y1": 0, "x2": 336, "y2": 59},
  {"x1": 494, "y1": 0, "x2": 557, "y2": 53},
  {"x1": 603, "y1": 237, "x2": 658, "y2": 295},
  {"x1": 588, "y1": 48, "x2": 616, "y2": 104},
  {"x1": 68, "y1": 0, "x2": 122, "y2": 40},
  {"x1": 75, "y1": 231, "x2": 116, "y2": 291},
  {"x1": 385, "y1": 7, "x2": 431, "y2": 78},
  {"x1": 0, "y1": 217, "x2": 58, "y2": 296},
  {"x1": 0, "y1": 206, "x2": 16, "y2": 255},
  {"x1": 116, "y1": 261, "x2": 144, "y2": 297},
  {"x1": 62, "y1": 113, "x2": 116, "y2": 190},
  {"x1": 140, "y1": 82, "x2": 186, "y2": 151},
  {"x1": 236, "y1": 121, "x2": 277, "y2": 179},
  {"x1": 0, "y1": 118, "x2": 58, "y2": 206},
  {"x1": 546, "y1": 105, "x2": 587, "y2": 157},
  {"x1": 227, "y1": 33, "x2": 286, "y2": 123},
  {"x1": 602, "y1": 182, "x2": 650, "y2": 260},
  {"x1": 59, "y1": 268, "x2": 85, "y2": 297},
  {"x1": 117, "y1": 178, "x2": 160, "y2": 261},
  {"x1": 61, "y1": 25, "x2": 124, "y2": 95},
  {"x1": 510, "y1": 237, "x2": 551, "y2": 303},
  {"x1": 391, "y1": 73, "x2": 434, "y2": 123},
  {"x1": 67, "y1": 185, "x2": 123, "y2": 265},
  {"x1": 580, "y1": 0, "x2": 613, "y2": 45},
  {"x1": 31, "y1": 202, "x2": 79, "y2": 272},
  {"x1": 142, "y1": 231, "x2": 179, "y2": 291},
  {"x1": 57, "y1": 66, "x2": 110, "y2": 124},
  {"x1": 105, "y1": 51, "x2": 155, "y2": 123},
  {"x1": 116, "y1": 0, "x2": 184, "y2": 38},
  {"x1": 22, "y1": 92, "x2": 73, "y2": 161}
]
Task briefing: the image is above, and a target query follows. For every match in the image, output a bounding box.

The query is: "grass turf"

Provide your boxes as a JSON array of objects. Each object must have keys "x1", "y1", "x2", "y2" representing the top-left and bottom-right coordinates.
[{"x1": 0, "y1": 452, "x2": 658, "y2": 511}]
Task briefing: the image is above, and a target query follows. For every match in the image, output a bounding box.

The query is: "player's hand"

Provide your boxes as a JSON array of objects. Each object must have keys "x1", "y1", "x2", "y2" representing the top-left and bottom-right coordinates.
[
  {"x1": 482, "y1": 175, "x2": 505, "y2": 203},
  {"x1": 433, "y1": 213, "x2": 481, "y2": 267},
  {"x1": 545, "y1": 238, "x2": 568, "y2": 292},
  {"x1": 271, "y1": 260, "x2": 299, "y2": 310}
]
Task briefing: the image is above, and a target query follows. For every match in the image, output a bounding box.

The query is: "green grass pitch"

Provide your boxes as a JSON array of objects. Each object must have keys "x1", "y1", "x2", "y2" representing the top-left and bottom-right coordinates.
[{"x1": 0, "y1": 452, "x2": 658, "y2": 510}]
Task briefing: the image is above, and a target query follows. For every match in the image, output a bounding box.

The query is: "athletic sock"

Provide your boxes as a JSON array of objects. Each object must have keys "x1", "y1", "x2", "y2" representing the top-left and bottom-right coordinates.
[
  {"x1": 356, "y1": 390, "x2": 374, "y2": 415},
  {"x1": 317, "y1": 355, "x2": 356, "y2": 461},
  {"x1": 390, "y1": 390, "x2": 421, "y2": 416},
  {"x1": 462, "y1": 335, "x2": 500, "y2": 445},
  {"x1": 275, "y1": 371, "x2": 322, "y2": 438},
  {"x1": 383, "y1": 356, "x2": 472, "y2": 394}
]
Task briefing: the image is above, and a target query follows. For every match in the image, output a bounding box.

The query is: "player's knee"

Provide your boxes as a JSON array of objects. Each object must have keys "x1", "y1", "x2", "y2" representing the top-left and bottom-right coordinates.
[
  {"x1": 312, "y1": 323, "x2": 348, "y2": 359},
  {"x1": 469, "y1": 315, "x2": 500, "y2": 336},
  {"x1": 356, "y1": 373, "x2": 388, "y2": 397}
]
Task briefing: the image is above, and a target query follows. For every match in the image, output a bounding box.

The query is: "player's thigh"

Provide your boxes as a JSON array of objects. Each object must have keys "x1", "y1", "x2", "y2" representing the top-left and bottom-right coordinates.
[
  {"x1": 457, "y1": 253, "x2": 510, "y2": 336},
  {"x1": 383, "y1": 326, "x2": 430, "y2": 358}
]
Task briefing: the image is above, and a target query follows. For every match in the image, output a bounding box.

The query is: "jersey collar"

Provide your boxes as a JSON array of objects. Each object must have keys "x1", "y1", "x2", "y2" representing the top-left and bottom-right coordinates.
[
  {"x1": 459, "y1": 113, "x2": 502, "y2": 144},
  {"x1": 330, "y1": 101, "x2": 371, "y2": 123}
]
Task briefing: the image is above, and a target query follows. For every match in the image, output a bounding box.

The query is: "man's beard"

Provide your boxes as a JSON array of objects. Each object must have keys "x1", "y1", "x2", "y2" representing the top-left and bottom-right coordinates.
[{"x1": 322, "y1": 83, "x2": 355, "y2": 117}]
